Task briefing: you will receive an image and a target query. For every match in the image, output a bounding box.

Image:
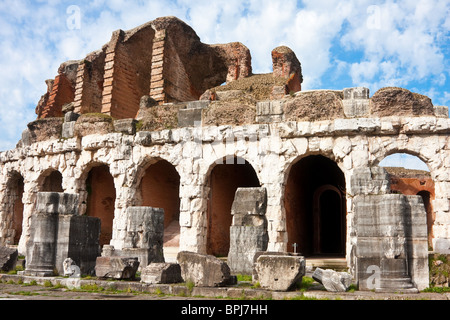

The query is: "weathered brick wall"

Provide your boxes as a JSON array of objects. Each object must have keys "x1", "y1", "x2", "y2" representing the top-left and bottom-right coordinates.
[
  {"x1": 100, "y1": 27, "x2": 155, "y2": 119},
  {"x1": 101, "y1": 26, "x2": 155, "y2": 119},
  {"x1": 39, "y1": 73, "x2": 74, "y2": 118},
  {"x1": 73, "y1": 50, "x2": 106, "y2": 114}
]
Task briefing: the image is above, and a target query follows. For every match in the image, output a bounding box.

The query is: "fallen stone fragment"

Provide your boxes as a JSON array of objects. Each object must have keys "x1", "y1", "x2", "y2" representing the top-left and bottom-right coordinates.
[
  {"x1": 140, "y1": 263, "x2": 183, "y2": 284},
  {"x1": 177, "y1": 251, "x2": 236, "y2": 287},
  {"x1": 254, "y1": 254, "x2": 305, "y2": 291},
  {"x1": 63, "y1": 258, "x2": 81, "y2": 278},
  {"x1": 95, "y1": 256, "x2": 139, "y2": 280},
  {"x1": 0, "y1": 246, "x2": 18, "y2": 272},
  {"x1": 312, "y1": 268, "x2": 353, "y2": 292}
]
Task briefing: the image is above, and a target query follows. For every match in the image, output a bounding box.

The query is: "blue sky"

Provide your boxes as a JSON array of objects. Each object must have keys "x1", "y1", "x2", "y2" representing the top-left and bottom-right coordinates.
[{"x1": 0, "y1": 0, "x2": 448, "y2": 170}]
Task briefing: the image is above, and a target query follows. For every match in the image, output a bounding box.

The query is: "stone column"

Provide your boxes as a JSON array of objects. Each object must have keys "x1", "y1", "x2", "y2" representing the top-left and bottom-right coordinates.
[
  {"x1": 25, "y1": 192, "x2": 79, "y2": 276},
  {"x1": 227, "y1": 187, "x2": 268, "y2": 274},
  {"x1": 25, "y1": 192, "x2": 101, "y2": 276}
]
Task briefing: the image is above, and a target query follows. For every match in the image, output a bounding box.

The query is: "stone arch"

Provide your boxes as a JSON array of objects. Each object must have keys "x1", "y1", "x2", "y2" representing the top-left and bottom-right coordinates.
[
  {"x1": 205, "y1": 156, "x2": 261, "y2": 257},
  {"x1": 379, "y1": 152, "x2": 435, "y2": 250},
  {"x1": 2, "y1": 171, "x2": 25, "y2": 246},
  {"x1": 284, "y1": 154, "x2": 346, "y2": 256},
  {"x1": 81, "y1": 163, "x2": 116, "y2": 246},
  {"x1": 38, "y1": 169, "x2": 63, "y2": 192},
  {"x1": 136, "y1": 158, "x2": 181, "y2": 249}
]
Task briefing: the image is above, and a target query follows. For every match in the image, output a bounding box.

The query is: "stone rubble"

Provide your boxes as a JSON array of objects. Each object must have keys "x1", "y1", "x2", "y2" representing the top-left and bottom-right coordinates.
[{"x1": 312, "y1": 268, "x2": 353, "y2": 292}]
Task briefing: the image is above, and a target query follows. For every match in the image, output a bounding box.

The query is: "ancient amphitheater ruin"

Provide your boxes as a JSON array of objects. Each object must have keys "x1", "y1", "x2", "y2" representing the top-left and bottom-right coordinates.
[{"x1": 1, "y1": 16, "x2": 449, "y2": 292}]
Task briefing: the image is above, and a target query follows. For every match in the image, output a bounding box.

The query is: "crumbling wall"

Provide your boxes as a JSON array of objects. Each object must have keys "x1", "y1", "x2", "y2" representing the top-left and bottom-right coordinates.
[
  {"x1": 73, "y1": 49, "x2": 106, "y2": 115},
  {"x1": 36, "y1": 61, "x2": 79, "y2": 119},
  {"x1": 101, "y1": 24, "x2": 155, "y2": 119}
]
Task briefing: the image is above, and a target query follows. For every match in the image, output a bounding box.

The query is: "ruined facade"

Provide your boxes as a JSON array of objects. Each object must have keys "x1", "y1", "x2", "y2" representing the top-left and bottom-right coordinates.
[{"x1": 1, "y1": 17, "x2": 449, "y2": 290}]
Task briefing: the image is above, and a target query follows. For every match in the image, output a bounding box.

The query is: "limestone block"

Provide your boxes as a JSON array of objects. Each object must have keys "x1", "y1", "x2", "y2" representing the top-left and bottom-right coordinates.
[
  {"x1": 64, "y1": 111, "x2": 80, "y2": 123},
  {"x1": 254, "y1": 254, "x2": 305, "y2": 291},
  {"x1": 312, "y1": 268, "x2": 353, "y2": 292},
  {"x1": 140, "y1": 263, "x2": 183, "y2": 284},
  {"x1": 123, "y1": 207, "x2": 164, "y2": 261},
  {"x1": 62, "y1": 122, "x2": 75, "y2": 139},
  {"x1": 434, "y1": 106, "x2": 449, "y2": 118},
  {"x1": 114, "y1": 119, "x2": 137, "y2": 135},
  {"x1": 177, "y1": 251, "x2": 236, "y2": 287},
  {"x1": 435, "y1": 238, "x2": 450, "y2": 254},
  {"x1": 178, "y1": 108, "x2": 203, "y2": 127},
  {"x1": 95, "y1": 256, "x2": 140, "y2": 280},
  {"x1": 0, "y1": 246, "x2": 18, "y2": 272},
  {"x1": 134, "y1": 131, "x2": 152, "y2": 146},
  {"x1": 35, "y1": 192, "x2": 79, "y2": 215},
  {"x1": 349, "y1": 167, "x2": 390, "y2": 196}
]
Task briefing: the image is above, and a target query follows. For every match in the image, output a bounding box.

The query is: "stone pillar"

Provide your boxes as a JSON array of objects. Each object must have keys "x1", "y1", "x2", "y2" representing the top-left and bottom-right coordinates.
[
  {"x1": 352, "y1": 167, "x2": 430, "y2": 292},
  {"x1": 227, "y1": 187, "x2": 268, "y2": 274},
  {"x1": 25, "y1": 192, "x2": 79, "y2": 276},
  {"x1": 25, "y1": 192, "x2": 101, "y2": 276},
  {"x1": 104, "y1": 207, "x2": 165, "y2": 269}
]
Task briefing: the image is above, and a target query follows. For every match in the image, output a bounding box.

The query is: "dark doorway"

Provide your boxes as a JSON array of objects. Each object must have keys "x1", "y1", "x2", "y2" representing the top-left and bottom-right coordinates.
[
  {"x1": 140, "y1": 160, "x2": 181, "y2": 248},
  {"x1": 85, "y1": 165, "x2": 116, "y2": 246},
  {"x1": 285, "y1": 155, "x2": 346, "y2": 256},
  {"x1": 8, "y1": 173, "x2": 24, "y2": 245},
  {"x1": 207, "y1": 157, "x2": 260, "y2": 257}
]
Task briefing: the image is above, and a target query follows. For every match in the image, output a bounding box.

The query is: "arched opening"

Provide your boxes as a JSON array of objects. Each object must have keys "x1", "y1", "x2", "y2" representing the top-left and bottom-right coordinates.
[
  {"x1": 140, "y1": 160, "x2": 181, "y2": 252},
  {"x1": 85, "y1": 165, "x2": 116, "y2": 246},
  {"x1": 41, "y1": 170, "x2": 63, "y2": 192},
  {"x1": 380, "y1": 153, "x2": 435, "y2": 250},
  {"x1": 285, "y1": 155, "x2": 346, "y2": 257},
  {"x1": 6, "y1": 172, "x2": 24, "y2": 245},
  {"x1": 207, "y1": 157, "x2": 261, "y2": 257}
]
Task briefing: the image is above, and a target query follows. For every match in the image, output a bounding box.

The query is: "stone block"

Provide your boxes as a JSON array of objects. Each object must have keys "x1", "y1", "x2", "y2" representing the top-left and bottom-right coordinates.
[
  {"x1": 349, "y1": 167, "x2": 390, "y2": 196},
  {"x1": 178, "y1": 108, "x2": 203, "y2": 127},
  {"x1": 114, "y1": 119, "x2": 138, "y2": 135},
  {"x1": 0, "y1": 246, "x2": 18, "y2": 272},
  {"x1": 140, "y1": 263, "x2": 183, "y2": 284},
  {"x1": 177, "y1": 251, "x2": 236, "y2": 287},
  {"x1": 124, "y1": 207, "x2": 164, "y2": 256},
  {"x1": 62, "y1": 122, "x2": 75, "y2": 139},
  {"x1": 56, "y1": 215, "x2": 101, "y2": 275},
  {"x1": 312, "y1": 268, "x2": 353, "y2": 292},
  {"x1": 254, "y1": 254, "x2": 305, "y2": 291},
  {"x1": 227, "y1": 187, "x2": 268, "y2": 274},
  {"x1": 343, "y1": 87, "x2": 370, "y2": 100},
  {"x1": 231, "y1": 187, "x2": 267, "y2": 221},
  {"x1": 435, "y1": 238, "x2": 450, "y2": 254},
  {"x1": 135, "y1": 131, "x2": 152, "y2": 146},
  {"x1": 35, "y1": 192, "x2": 79, "y2": 215},
  {"x1": 95, "y1": 256, "x2": 140, "y2": 280},
  {"x1": 187, "y1": 100, "x2": 210, "y2": 109},
  {"x1": 343, "y1": 99, "x2": 370, "y2": 118},
  {"x1": 64, "y1": 111, "x2": 80, "y2": 122},
  {"x1": 434, "y1": 106, "x2": 449, "y2": 118}
]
